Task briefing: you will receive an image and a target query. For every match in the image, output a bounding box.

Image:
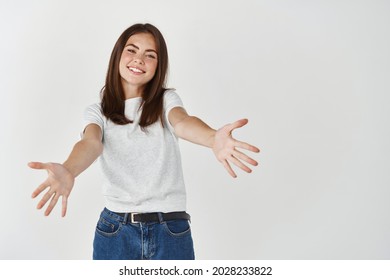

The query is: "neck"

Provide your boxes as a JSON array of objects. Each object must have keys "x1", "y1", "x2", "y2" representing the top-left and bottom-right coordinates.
[{"x1": 122, "y1": 82, "x2": 145, "y2": 99}]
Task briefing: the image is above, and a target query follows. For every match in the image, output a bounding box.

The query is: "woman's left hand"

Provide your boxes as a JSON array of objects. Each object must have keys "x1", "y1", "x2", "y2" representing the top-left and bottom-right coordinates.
[{"x1": 212, "y1": 119, "x2": 260, "y2": 178}]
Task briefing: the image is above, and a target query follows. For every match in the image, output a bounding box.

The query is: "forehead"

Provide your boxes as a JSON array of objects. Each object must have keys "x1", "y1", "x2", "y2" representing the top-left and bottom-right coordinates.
[{"x1": 125, "y1": 32, "x2": 157, "y2": 50}]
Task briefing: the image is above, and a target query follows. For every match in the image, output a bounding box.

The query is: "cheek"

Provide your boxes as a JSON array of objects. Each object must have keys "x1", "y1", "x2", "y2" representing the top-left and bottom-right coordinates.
[
  {"x1": 118, "y1": 58, "x2": 126, "y2": 71},
  {"x1": 119, "y1": 62, "x2": 131, "y2": 80},
  {"x1": 118, "y1": 62, "x2": 127, "y2": 76},
  {"x1": 148, "y1": 62, "x2": 158, "y2": 75},
  {"x1": 119, "y1": 53, "x2": 131, "y2": 66}
]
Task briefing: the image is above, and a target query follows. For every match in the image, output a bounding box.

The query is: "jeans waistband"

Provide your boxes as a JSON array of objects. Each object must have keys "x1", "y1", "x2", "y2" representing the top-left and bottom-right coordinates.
[{"x1": 102, "y1": 208, "x2": 190, "y2": 224}]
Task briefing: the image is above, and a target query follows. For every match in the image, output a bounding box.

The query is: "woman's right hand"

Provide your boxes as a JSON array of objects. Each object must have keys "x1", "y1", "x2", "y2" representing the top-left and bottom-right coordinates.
[{"x1": 28, "y1": 162, "x2": 75, "y2": 217}]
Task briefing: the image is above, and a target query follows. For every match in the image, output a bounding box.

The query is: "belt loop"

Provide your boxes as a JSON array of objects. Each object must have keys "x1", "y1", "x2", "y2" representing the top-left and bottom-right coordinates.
[
  {"x1": 123, "y1": 213, "x2": 129, "y2": 224},
  {"x1": 157, "y1": 212, "x2": 164, "y2": 224}
]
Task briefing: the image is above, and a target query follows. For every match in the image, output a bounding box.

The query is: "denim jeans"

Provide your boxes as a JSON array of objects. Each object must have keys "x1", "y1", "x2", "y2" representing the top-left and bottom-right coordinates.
[{"x1": 93, "y1": 208, "x2": 195, "y2": 260}]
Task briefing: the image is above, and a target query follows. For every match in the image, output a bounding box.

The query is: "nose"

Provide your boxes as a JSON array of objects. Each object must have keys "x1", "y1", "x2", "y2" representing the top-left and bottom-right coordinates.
[{"x1": 133, "y1": 54, "x2": 144, "y2": 65}]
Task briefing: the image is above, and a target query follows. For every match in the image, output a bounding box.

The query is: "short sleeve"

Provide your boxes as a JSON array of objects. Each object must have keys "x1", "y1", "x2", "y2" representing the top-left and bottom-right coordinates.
[
  {"x1": 163, "y1": 90, "x2": 185, "y2": 132},
  {"x1": 82, "y1": 103, "x2": 104, "y2": 139}
]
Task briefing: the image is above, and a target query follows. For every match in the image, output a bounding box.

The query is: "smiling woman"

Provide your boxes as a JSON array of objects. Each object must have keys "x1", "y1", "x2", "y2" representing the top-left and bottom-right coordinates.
[
  {"x1": 101, "y1": 24, "x2": 169, "y2": 128},
  {"x1": 119, "y1": 33, "x2": 158, "y2": 98},
  {"x1": 28, "y1": 23, "x2": 260, "y2": 260}
]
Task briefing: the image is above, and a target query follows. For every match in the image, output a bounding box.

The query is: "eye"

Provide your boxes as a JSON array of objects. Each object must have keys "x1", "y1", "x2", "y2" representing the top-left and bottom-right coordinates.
[
  {"x1": 146, "y1": 54, "x2": 157, "y2": 59},
  {"x1": 127, "y1": 48, "x2": 136, "y2": 54}
]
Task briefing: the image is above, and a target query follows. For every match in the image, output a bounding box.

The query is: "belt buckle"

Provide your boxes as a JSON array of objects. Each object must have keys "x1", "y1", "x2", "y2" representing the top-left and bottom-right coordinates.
[{"x1": 130, "y1": 213, "x2": 139, "y2": 224}]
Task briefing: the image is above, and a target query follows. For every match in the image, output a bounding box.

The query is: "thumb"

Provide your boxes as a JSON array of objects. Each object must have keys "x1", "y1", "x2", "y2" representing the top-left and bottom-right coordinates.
[
  {"x1": 28, "y1": 162, "x2": 49, "y2": 170},
  {"x1": 227, "y1": 118, "x2": 249, "y2": 131}
]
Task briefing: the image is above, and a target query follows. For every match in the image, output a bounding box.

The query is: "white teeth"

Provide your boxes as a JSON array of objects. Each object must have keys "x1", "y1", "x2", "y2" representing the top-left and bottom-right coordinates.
[{"x1": 129, "y1": 67, "x2": 143, "y2": 73}]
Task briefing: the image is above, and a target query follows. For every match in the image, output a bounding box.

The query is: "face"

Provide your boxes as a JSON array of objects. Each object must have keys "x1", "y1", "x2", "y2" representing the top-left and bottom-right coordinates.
[{"x1": 119, "y1": 32, "x2": 158, "y2": 92}]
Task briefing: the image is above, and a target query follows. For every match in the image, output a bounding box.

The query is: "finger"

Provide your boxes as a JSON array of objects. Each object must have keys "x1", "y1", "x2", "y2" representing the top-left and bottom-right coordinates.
[
  {"x1": 37, "y1": 189, "x2": 55, "y2": 210},
  {"x1": 229, "y1": 155, "x2": 252, "y2": 173},
  {"x1": 31, "y1": 179, "x2": 50, "y2": 198},
  {"x1": 45, "y1": 193, "x2": 60, "y2": 216},
  {"x1": 28, "y1": 162, "x2": 49, "y2": 170},
  {"x1": 233, "y1": 150, "x2": 259, "y2": 166},
  {"x1": 235, "y1": 140, "x2": 260, "y2": 153},
  {"x1": 226, "y1": 119, "x2": 248, "y2": 131},
  {"x1": 222, "y1": 160, "x2": 237, "y2": 178},
  {"x1": 61, "y1": 196, "x2": 68, "y2": 217}
]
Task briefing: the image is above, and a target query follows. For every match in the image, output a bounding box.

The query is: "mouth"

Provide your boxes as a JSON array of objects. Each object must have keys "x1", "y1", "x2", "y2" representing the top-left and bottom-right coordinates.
[{"x1": 128, "y1": 66, "x2": 145, "y2": 74}]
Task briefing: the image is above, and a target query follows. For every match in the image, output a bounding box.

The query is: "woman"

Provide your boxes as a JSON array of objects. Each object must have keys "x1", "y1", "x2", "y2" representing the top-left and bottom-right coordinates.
[{"x1": 29, "y1": 23, "x2": 260, "y2": 260}]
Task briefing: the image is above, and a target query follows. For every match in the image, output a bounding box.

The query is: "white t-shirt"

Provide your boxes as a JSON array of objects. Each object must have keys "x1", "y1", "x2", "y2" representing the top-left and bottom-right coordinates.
[{"x1": 83, "y1": 90, "x2": 186, "y2": 213}]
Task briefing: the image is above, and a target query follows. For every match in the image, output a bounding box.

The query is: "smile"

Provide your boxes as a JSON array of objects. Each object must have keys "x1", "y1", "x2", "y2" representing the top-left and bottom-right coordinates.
[{"x1": 129, "y1": 67, "x2": 145, "y2": 74}]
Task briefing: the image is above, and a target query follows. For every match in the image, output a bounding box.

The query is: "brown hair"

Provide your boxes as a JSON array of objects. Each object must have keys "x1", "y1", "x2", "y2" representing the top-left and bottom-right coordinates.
[{"x1": 101, "y1": 23, "x2": 169, "y2": 128}]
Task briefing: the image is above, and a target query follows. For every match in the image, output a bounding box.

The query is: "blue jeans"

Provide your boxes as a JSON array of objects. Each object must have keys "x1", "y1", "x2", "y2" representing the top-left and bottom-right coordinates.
[{"x1": 93, "y1": 208, "x2": 195, "y2": 260}]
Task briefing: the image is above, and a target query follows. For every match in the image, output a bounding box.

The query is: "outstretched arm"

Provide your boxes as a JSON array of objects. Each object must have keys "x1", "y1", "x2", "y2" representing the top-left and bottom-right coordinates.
[
  {"x1": 28, "y1": 124, "x2": 103, "y2": 216},
  {"x1": 169, "y1": 107, "x2": 260, "y2": 178}
]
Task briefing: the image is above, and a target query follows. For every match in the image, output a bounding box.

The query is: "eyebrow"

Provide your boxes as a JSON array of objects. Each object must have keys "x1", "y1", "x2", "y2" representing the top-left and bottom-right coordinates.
[{"x1": 125, "y1": 43, "x2": 157, "y2": 54}]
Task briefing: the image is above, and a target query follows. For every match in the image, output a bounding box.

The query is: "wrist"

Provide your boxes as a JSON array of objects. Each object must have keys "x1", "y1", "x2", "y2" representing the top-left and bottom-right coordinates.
[
  {"x1": 62, "y1": 161, "x2": 77, "y2": 179},
  {"x1": 207, "y1": 130, "x2": 217, "y2": 148}
]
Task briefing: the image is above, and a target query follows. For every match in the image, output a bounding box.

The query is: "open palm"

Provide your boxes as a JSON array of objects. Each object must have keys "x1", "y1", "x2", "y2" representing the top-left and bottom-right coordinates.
[
  {"x1": 29, "y1": 162, "x2": 75, "y2": 217},
  {"x1": 212, "y1": 119, "x2": 260, "y2": 177}
]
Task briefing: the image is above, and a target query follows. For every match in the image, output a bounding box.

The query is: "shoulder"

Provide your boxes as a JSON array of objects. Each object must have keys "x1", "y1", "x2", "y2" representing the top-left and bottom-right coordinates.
[
  {"x1": 84, "y1": 102, "x2": 103, "y2": 115},
  {"x1": 164, "y1": 89, "x2": 180, "y2": 98},
  {"x1": 163, "y1": 89, "x2": 183, "y2": 106},
  {"x1": 85, "y1": 102, "x2": 102, "y2": 111},
  {"x1": 83, "y1": 102, "x2": 106, "y2": 126}
]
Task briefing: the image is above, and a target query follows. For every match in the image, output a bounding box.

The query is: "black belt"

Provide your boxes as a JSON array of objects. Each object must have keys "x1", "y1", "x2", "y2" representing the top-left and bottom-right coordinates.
[{"x1": 115, "y1": 211, "x2": 191, "y2": 224}]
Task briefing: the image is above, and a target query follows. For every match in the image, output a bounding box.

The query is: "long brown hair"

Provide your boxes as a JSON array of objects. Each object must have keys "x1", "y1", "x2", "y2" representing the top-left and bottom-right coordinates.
[{"x1": 101, "y1": 23, "x2": 169, "y2": 128}]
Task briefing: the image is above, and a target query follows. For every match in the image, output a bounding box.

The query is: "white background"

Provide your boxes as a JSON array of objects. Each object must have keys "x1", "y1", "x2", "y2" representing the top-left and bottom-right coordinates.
[{"x1": 1, "y1": 0, "x2": 389, "y2": 259}]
